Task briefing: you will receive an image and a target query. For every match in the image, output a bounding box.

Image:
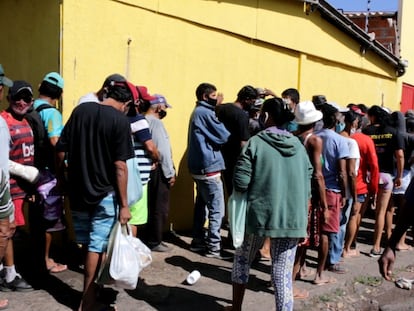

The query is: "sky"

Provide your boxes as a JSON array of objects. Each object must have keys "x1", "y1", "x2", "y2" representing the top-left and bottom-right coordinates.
[{"x1": 327, "y1": 0, "x2": 398, "y2": 12}]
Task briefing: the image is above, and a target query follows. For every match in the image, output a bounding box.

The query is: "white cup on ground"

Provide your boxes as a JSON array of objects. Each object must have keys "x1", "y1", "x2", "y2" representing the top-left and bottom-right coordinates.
[{"x1": 186, "y1": 270, "x2": 201, "y2": 285}]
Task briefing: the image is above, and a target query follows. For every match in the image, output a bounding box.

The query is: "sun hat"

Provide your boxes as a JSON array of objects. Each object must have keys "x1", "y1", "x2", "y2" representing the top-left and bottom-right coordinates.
[{"x1": 295, "y1": 101, "x2": 323, "y2": 125}]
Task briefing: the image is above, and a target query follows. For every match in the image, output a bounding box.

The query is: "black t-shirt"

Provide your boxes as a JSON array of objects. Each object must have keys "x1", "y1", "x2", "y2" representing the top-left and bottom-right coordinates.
[
  {"x1": 362, "y1": 125, "x2": 404, "y2": 174},
  {"x1": 57, "y1": 102, "x2": 134, "y2": 210},
  {"x1": 216, "y1": 103, "x2": 250, "y2": 167}
]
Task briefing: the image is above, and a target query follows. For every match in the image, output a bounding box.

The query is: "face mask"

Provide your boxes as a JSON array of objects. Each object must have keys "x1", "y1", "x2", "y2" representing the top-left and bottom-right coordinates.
[
  {"x1": 206, "y1": 97, "x2": 218, "y2": 106},
  {"x1": 350, "y1": 128, "x2": 356, "y2": 135},
  {"x1": 335, "y1": 122, "x2": 345, "y2": 133},
  {"x1": 159, "y1": 110, "x2": 167, "y2": 119}
]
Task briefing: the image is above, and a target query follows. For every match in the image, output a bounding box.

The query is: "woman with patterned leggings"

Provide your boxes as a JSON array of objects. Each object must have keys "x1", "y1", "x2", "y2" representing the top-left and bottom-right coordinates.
[{"x1": 226, "y1": 98, "x2": 312, "y2": 311}]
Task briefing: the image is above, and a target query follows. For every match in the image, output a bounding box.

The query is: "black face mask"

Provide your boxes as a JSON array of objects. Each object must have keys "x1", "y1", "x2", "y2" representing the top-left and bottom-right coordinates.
[
  {"x1": 159, "y1": 110, "x2": 167, "y2": 119},
  {"x1": 206, "y1": 97, "x2": 218, "y2": 106}
]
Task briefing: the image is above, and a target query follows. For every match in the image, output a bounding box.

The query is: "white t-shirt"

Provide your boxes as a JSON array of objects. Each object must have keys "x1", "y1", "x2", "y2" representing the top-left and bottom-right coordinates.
[
  {"x1": 77, "y1": 92, "x2": 99, "y2": 105},
  {"x1": 346, "y1": 136, "x2": 360, "y2": 199}
]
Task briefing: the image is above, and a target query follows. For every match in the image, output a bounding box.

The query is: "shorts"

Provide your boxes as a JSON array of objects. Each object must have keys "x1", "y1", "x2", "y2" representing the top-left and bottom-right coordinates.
[
  {"x1": 357, "y1": 194, "x2": 367, "y2": 203},
  {"x1": 13, "y1": 198, "x2": 25, "y2": 226},
  {"x1": 321, "y1": 190, "x2": 341, "y2": 233},
  {"x1": 129, "y1": 183, "x2": 148, "y2": 225},
  {"x1": 71, "y1": 192, "x2": 118, "y2": 253},
  {"x1": 379, "y1": 172, "x2": 393, "y2": 191},
  {"x1": 392, "y1": 169, "x2": 411, "y2": 195}
]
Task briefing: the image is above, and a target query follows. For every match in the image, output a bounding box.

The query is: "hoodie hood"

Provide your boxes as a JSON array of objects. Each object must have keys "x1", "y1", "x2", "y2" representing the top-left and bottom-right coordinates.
[{"x1": 257, "y1": 130, "x2": 300, "y2": 157}]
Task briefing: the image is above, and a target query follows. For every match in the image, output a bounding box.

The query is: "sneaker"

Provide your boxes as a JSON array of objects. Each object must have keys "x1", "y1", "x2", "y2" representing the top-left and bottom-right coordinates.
[
  {"x1": 369, "y1": 249, "x2": 382, "y2": 258},
  {"x1": 205, "y1": 250, "x2": 233, "y2": 260},
  {"x1": 151, "y1": 243, "x2": 172, "y2": 252},
  {"x1": 190, "y1": 242, "x2": 206, "y2": 252},
  {"x1": 0, "y1": 275, "x2": 33, "y2": 292}
]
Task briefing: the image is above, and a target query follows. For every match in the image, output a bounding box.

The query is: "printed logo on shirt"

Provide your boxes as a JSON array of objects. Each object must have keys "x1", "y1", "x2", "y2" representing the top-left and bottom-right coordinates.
[{"x1": 22, "y1": 142, "x2": 34, "y2": 157}]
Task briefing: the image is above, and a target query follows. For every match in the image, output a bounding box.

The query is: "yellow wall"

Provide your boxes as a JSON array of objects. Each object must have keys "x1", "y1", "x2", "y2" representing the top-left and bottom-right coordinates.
[
  {"x1": 399, "y1": 0, "x2": 414, "y2": 85},
  {"x1": 1, "y1": 0, "x2": 402, "y2": 230},
  {"x1": 0, "y1": 0, "x2": 61, "y2": 110}
]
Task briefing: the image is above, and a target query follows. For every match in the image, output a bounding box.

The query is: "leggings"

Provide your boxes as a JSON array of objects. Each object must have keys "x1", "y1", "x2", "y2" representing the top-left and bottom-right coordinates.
[{"x1": 232, "y1": 235, "x2": 298, "y2": 311}]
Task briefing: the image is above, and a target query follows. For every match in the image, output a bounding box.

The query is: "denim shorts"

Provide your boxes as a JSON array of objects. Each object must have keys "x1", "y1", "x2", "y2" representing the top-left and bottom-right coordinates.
[
  {"x1": 357, "y1": 194, "x2": 367, "y2": 203},
  {"x1": 392, "y1": 169, "x2": 412, "y2": 195},
  {"x1": 71, "y1": 192, "x2": 117, "y2": 253}
]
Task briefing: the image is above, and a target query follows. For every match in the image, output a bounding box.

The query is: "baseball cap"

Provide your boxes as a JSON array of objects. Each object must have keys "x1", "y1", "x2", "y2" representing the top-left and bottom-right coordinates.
[
  {"x1": 8, "y1": 80, "x2": 33, "y2": 98},
  {"x1": 0, "y1": 64, "x2": 13, "y2": 87},
  {"x1": 43, "y1": 72, "x2": 64, "y2": 89},
  {"x1": 137, "y1": 86, "x2": 156, "y2": 102},
  {"x1": 102, "y1": 73, "x2": 126, "y2": 88},
  {"x1": 150, "y1": 94, "x2": 172, "y2": 108}
]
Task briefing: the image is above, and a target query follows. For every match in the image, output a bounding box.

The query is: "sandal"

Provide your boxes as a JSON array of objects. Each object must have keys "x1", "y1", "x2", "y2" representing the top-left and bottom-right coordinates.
[{"x1": 47, "y1": 259, "x2": 68, "y2": 274}]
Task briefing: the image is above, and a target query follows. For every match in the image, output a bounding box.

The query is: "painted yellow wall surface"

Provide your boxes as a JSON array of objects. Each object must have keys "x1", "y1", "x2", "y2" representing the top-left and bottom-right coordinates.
[
  {"x1": 0, "y1": 0, "x2": 61, "y2": 110},
  {"x1": 399, "y1": 0, "x2": 414, "y2": 85},
  {"x1": 1, "y1": 0, "x2": 403, "y2": 230}
]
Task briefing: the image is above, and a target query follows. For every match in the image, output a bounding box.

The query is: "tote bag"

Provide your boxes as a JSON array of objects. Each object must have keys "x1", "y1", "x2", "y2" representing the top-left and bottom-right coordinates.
[
  {"x1": 227, "y1": 191, "x2": 248, "y2": 248},
  {"x1": 127, "y1": 157, "x2": 143, "y2": 207}
]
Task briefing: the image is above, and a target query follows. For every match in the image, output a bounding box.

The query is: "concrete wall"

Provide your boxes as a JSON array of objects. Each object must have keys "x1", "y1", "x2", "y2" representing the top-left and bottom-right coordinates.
[{"x1": 1, "y1": 0, "x2": 403, "y2": 230}]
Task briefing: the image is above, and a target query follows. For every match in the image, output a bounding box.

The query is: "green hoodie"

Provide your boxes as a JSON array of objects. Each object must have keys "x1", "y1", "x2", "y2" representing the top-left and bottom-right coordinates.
[{"x1": 233, "y1": 130, "x2": 313, "y2": 238}]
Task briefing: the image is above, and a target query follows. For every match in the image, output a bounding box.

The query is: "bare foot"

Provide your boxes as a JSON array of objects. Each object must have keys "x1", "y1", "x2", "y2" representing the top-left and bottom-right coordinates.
[
  {"x1": 342, "y1": 249, "x2": 360, "y2": 258},
  {"x1": 293, "y1": 287, "x2": 309, "y2": 299},
  {"x1": 313, "y1": 276, "x2": 337, "y2": 286}
]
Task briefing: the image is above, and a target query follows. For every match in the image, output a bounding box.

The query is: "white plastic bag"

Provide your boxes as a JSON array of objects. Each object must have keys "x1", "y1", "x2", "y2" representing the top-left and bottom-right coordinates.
[{"x1": 97, "y1": 222, "x2": 152, "y2": 289}]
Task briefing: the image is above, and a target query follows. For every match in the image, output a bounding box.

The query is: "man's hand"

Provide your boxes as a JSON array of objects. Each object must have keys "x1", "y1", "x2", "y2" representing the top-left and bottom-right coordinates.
[
  {"x1": 378, "y1": 247, "x2": 396, "y2": 281},
  {"x1": 394, "y1": 177, "x2": 402, "y2": 189},
  {"x1": 169, "y1": 176, "x2": 176, "y2": 187},
  {"x1": 119, "y1": 206, "x2": 131, "y2": 224},
  {"x1": 323, "y1": 208, "x2": 330, "y2": 224}
]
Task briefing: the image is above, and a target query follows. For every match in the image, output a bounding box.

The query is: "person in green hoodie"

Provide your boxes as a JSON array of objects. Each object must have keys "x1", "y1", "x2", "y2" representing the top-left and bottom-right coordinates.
[{"x1": 226, "y1": 97, "x2": 313, "y2": 311}]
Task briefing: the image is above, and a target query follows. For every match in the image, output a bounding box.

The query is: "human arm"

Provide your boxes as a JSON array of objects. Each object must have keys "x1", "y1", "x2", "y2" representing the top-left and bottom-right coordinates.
[
  {"x1": 338, "y1": 158, "x2": 348, "y2": 205},
  {"x1": 309, "y1": 135, "x2": 328, "y2": 213},
  {"x1": 143, "y1": 139, "x2": 160, "y2": 165},
  {"x1": 394, "y1": 149, "x2": 404, "y2": 188},
  {"x1": 233, "y1": 142, "x2": 252, "y2": 192},
  {"x1": 114, "y1": 159, "x2": 131, "y2": 224}
]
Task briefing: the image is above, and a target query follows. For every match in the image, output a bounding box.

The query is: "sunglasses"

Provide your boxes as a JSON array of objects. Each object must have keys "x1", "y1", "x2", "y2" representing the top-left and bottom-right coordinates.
[{"x1": 11, "y1": 95, "x2": 32, "y2": 103}]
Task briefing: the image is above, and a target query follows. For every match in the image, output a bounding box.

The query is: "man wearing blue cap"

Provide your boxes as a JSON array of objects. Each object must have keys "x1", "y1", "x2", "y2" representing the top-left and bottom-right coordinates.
[{"x1": 25, "y1": 72, "x2": 67, "y2": 275}]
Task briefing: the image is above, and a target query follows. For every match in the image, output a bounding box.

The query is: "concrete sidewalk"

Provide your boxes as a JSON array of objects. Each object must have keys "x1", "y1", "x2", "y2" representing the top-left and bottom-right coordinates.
[{"x1": 4, "y1": 218, "x2": 414, "y2": 311}]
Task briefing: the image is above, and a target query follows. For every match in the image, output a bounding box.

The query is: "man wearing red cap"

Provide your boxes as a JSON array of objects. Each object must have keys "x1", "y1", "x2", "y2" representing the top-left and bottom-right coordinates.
[{"x1": 57, "y1": 76, "x2": 138, "y2": 310}]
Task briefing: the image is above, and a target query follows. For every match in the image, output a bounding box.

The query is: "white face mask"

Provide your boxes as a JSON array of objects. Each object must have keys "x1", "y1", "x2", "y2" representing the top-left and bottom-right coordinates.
[{"x1": 350, "y1": 128, "x2": 356, "y2": 135}]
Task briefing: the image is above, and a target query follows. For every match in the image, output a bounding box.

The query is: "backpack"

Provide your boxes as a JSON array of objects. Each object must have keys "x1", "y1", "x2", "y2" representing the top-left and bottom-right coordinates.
[{"x1": 25, "y1": 104, "x2": 55, "y2": 171}]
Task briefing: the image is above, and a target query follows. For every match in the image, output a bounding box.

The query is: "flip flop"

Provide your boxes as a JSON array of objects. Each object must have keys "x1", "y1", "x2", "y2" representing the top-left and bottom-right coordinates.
[
  {"x1": 47, "y1": 263, "x2": 68, "y2": 273},
  {"x1": 312, "y1": 276, "x2": 337, "y2": 286},
  {"x1": 0, "y1": 299, "x2": 8, "y2": 310}
]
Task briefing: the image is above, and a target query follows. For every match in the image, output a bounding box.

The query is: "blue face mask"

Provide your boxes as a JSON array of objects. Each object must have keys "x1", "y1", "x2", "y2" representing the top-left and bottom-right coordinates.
[{"x1": 335, "y1": 122, "x2": 345, "y2": 133}]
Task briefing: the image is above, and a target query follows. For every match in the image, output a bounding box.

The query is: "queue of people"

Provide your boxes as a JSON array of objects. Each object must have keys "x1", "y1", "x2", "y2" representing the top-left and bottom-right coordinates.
[{"x1": 1, "y1": 63, "x2": 414, "y2": 310}]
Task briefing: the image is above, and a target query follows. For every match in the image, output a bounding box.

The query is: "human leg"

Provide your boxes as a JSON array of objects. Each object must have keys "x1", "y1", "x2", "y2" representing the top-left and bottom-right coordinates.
[
  {"x1": 230, "y1": 235, "x2": 264, "y2": 311},
  {"x1": 372, "y1": 173, "x2": 393, "y2": 255},
  {"x1": 343, "y1": 198, "x2": 363, "y2": 257},
  {"x1": 372, "y1": 190, "x2": 392, "y2": 254},
  {"x1": 79, "y1": 193, "x2": 117, "y2": 310},
  {"x1": 0, "y1": 217, "x2": 10, "y2": 308},
  {"x1": 191, "y1": 179, "x2": 208, "y2": 250},
  {"x1": 146, "y1": 167, "x2": 171, "y2": 250},
  {"x1": 270, "y1": 238, "x2": 298, "y2": 311},
  {"x1": 329, "y1": 198, "x2": 352, "y2": 264}
]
